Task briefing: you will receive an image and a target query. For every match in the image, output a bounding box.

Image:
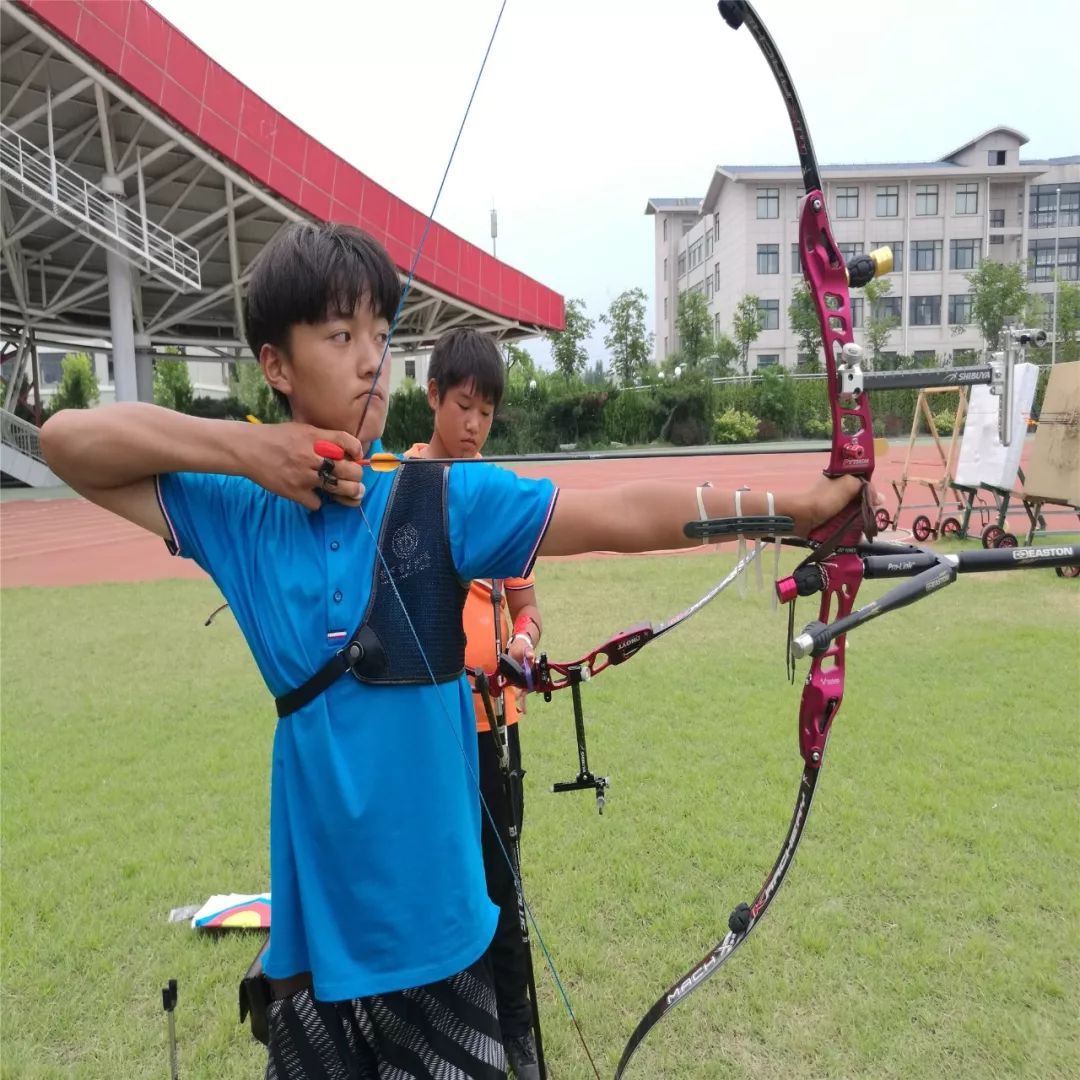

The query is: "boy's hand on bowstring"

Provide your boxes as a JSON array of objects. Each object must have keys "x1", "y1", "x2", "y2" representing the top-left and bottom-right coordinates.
[
  {"x1": 793, "y1": 473, "x2": 885, "y2": 538},
  {"x1": 506, "y1": 634, "x2": 534, "y2": 715},
  {"x1": 245, "y1": 423, "x2": 365, "y2": 511}
]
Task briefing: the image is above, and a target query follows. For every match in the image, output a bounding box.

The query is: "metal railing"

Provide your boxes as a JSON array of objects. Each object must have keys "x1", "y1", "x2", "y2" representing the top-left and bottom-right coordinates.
[
  {"x1": 0, "y1": 121, "x2": 201, "y2": 291},
  {"x1": 0, "y1": 406, "x2": 46, "y2": 463}
]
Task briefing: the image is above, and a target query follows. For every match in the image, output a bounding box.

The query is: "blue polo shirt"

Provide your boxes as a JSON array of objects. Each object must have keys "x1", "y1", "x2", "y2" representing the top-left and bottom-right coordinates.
[{"x1": 157, "y1": 448, "x2": 557, "y2": 1000}]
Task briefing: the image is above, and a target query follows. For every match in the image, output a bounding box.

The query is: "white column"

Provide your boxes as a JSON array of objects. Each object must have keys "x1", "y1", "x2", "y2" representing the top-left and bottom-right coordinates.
[
  {"x1": 102, "y1": 174, "x2": 137, "y2": 403},
  {"x1": 134, "y1": 333, "x2": 154, "y2": 402}
]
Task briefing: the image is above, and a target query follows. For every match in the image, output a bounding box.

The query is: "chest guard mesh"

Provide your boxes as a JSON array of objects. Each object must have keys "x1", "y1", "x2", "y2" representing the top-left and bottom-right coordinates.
[{"x1": 275, "y1": 462, "x2": 467, "y2": 718}]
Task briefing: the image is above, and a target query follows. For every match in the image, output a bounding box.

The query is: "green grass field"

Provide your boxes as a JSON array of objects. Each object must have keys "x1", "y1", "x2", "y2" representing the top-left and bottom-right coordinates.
[{"x1": 2, "y1": 548, "x2": 1078, "y2": 1079}]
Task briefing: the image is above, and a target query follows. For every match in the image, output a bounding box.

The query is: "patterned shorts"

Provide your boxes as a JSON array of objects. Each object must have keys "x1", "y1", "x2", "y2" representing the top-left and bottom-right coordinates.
[{"x1": 264, "y1": 958, "x2": 507, "y2": 1080}]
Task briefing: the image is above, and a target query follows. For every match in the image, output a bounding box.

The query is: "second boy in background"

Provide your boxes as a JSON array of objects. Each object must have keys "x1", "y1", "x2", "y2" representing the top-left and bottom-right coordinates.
[{"x1": 407, "y1": 329, "x2": 544, "y2": 1080}]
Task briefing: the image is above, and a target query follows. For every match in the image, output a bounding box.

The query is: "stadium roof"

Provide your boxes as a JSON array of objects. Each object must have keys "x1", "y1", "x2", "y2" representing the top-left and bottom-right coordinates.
[{"x1": 1, "y1": 0, "x2": 563, "y2": 356}]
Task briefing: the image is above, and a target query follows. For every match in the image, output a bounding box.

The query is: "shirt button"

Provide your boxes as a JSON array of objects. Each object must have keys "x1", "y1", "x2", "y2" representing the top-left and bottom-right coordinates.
[
  {"x1": 330, "y1": 540, "x2": 340, "y2": 551},
  {"x1": 333, "y1": 590, "x2": 343, "y2": 603}
]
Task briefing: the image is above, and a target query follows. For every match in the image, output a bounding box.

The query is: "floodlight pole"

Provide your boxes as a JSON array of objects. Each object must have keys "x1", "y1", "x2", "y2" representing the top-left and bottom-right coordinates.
[{"x1": 1051, "y1": 186, "x2": 1060, "y2": 366}]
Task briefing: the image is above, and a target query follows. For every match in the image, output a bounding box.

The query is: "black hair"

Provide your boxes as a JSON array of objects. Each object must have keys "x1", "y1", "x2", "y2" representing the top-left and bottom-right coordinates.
[
  {"x1": 427, "y1": 329, "x2": 506, "y2": 409},
  {"x1": 242, "y1": 221, "x2": 402, "y2": 413}
]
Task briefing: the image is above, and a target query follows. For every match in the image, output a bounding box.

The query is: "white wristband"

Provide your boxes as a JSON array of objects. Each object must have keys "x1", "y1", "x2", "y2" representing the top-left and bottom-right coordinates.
[{"x1": 511, "y1": 632, "x2": 534, "y2": 649}]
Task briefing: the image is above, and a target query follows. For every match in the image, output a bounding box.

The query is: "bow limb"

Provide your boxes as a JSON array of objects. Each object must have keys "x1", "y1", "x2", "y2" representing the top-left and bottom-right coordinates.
[
  {"x1": 486, "y1": 540, "x2": 767, "y2": 697},
  {"x1": 615, "y1": 3, "x2": 889, "y2": 1072}
]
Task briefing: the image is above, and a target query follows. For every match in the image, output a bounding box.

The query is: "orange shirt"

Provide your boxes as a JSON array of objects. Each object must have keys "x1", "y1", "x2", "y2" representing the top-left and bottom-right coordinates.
[{"x1": 406, "y1": 444, "x2": 535, "y2": 731}]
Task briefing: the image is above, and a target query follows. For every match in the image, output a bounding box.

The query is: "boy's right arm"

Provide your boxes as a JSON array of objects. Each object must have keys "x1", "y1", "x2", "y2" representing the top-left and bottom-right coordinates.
[{"x1": 41, "y1": 403, "x2": 365, "y2": 538}]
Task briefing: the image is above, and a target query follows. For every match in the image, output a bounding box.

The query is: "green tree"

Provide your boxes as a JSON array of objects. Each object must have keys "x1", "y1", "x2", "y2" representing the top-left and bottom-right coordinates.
[
  {"x1": 51, "y1": 352, "x2": 99, "y2": 411},
  {"x1": 788, "y1": 281, "x2": 822, "y2": 370},
  {"x1": 675, "y1": 290, "x2": 714, "y2": 367},
  {"x1": 153, "y1": 348, "x2": 193, "y2": 413},
  {"x1": 732, "y1": 294, "x2": 761, "y2": 374},
  {"x1": 546, "y1": 298, "x2": 594, "y2": 380},
  {"x1": 966, "y1": 260, "x2": 1029, "y2": 349},
  {"x1": 710, "y1": 333, "x2": 739, "y2": 377},
  {"x1": 503, "y1": 342, "x2": 533, "y2": 378},
  {"x1": 601, "y1": 287, "x2": 652, "y2": 384},
  {"x1": 583, "y1": 358, "x2": 609, "y2": 386},
  {"x1": 757, "y1": 367, "x2": 797, "y2": 435},
  {"x1": 1053, "y1": 278, "x2": 1080, "y2": 361},
  {"x1": 862, "y1": 277, "x2": 898, "y2": 367},
  {"x1": 232, "y1": 360, "x2": 285, "y2": 423}
]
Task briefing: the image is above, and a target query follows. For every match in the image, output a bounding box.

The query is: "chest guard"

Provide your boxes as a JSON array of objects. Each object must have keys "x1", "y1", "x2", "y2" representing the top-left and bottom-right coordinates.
[{"x1": 275, "y1": 462, "x2": 467, "y2": 719}]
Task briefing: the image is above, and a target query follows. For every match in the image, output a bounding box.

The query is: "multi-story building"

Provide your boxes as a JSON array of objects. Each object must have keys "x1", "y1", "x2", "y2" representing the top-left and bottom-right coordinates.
[{"x1": 647, "y1": 128, "x2": 1079, "y2": 371}]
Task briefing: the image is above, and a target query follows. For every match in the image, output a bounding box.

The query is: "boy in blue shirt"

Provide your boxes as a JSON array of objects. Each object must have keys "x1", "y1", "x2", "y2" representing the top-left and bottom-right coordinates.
[{"x1": 42, "y1": 221, "x2": 863, "y2": 1080}]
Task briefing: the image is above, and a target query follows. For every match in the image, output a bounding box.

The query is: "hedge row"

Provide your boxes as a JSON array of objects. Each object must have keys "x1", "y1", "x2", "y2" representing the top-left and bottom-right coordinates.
[{"x1": 381, "y1": 368, "x2": 1052, "y2": 454}]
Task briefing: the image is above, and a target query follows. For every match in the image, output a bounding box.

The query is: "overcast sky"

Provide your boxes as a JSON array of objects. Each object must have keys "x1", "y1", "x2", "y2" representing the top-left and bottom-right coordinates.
[{"x1": 151, "y1": 0, "x2": 1079, "y2": 365}]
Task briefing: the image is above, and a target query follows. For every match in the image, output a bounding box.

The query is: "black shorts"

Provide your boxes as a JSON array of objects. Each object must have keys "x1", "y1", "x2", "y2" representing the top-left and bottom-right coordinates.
[{"x1": 264, "y1": 958, "x2": 506, "y2": 1080}]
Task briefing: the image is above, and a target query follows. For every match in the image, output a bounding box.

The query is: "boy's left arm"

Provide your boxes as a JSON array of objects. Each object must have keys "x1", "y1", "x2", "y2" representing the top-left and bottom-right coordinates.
[{"x1": 539, "y1": 474, "x2": 866, "y2": 557}]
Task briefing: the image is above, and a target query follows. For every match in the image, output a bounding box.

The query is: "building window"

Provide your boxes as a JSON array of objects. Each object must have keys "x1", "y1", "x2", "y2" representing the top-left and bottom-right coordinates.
[
  {"x1": 874, "y1": 241, "x2": 903, "y2": 272},
  {"x1": 910, "y1": 295, "x2": 941, "y2": 326},
  {"x1": 838, "y1": 242, "x2": 864, "y2": 263},
  {"x1": 1030, "y1": 186, "x2": 1058, "y2": 228},
  {"x1": 713, "y1": 213, "x2": 720, "y2": 241},
  {"x1": 705, "y1": 233, "x2": 713, "y2": 258},
  {"x1": 835, "y1": 186, "x2": 859, "y2": 218},
  {"x1": 912, "y1": 240, "x2": 942, "y2": 271},
  {"x1": 663, "y1": 219, "x2": 669, "y2": 241},
  {"x1": 989, "y1": 208, "x2": 1005, "y2": 228},
  {"x1": 988, "y1": 150, "x2": 1006, "y2": 166},
  {"x1": 757, "y1": 244, "x2": 780, "y2": 274},
  {"x1": 876, "y1": 186, "x2": 899, "y2": 217},
  {"x1": 663, "y1": 257, "x2": 668, "y2": 282},
  {"x1": 757, "y1": 299, "x2": 780, "y2": 330},
  {"x1": 1060, "y1": 237, "x2": 1080, "y2": 281},
  {"x1": 664, "y1": 336, "x2": 668, "y2": 356},
  {"x1": 955, "y1": 183, "x2": 979, "y2": 215},
  {"x1": 1032, "y1": 237, "x2": 1080, "y2": 281},
  {"x1": 876, "y1": 295, "x2": 902, "y2": 322},
  {"x1": 948, "y1": 293, "x2": 973, "y2": 325},
  {"x1": 1030, "y1": 183, "x2": 1080, "y2": 228},
  {"x1": 990, "y1": 235, "x2": 1004, "y2": 246},
  {"x1": 850, "y1": 296, "x2": 864, "y2": 329},
  {"x1": 714, "y1": 263, "x2": 720, "y2": 291},
  {"x1": 913, "y1": 350, "x2": 937, "y2": 364},
  {"x1": 404, "y1": 358, "x2": 416, "y2": 381},
  {"x1": 880, "y1": 351, "x2": 899, "y2": 368},
  {"x1": 950, "y1": 239, "x2": 980, "y2": 271},
  {"x1": 757, "y1": 188, "x2": 780, "y2": 219},
  {"x1": 756, "y1": 354, "x2": 780, "y2": 369},
  {"x1": 791, "y1": 243, "x2": 802, "y2": 275},
  {"x1": 1063, "y1": 186, "x2": 1080, "y2": 228},
  {"x1": 663, "y1": 297, "x2": 669, "y2": 320},
  {"x1": 677, "y1": 253, "x2": 687, "y2": 276},
  {"x1": 1028, "y1": 240, "x2": 1055, "y2": 282},
  {"x1": 714, "y1": 313, "x2": 723, "y2": 338},
  {"x1": 915, "y1": 184, "x2": 939, "y2": 216},
  {"x1": 953, "y1": 349, "x2": 978, "y2": 365}
]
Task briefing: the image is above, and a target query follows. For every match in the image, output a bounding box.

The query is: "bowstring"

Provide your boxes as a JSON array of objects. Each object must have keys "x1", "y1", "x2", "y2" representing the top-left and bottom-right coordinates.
[{"x1": 343, "y1": 1, "x2": 600, "y2": 1072}]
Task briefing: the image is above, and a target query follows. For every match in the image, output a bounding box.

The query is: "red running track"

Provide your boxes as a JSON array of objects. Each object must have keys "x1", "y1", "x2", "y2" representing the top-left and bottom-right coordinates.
[{"x1": 0, "y1": 444, "x2": 1034, "y2": 589}]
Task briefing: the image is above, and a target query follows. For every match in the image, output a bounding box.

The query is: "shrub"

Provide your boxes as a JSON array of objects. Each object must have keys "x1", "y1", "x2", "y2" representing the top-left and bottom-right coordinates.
[
  {"x1": 50, "y1": 352, "x2": 99, "y2": 412},
  {"x1": 382, "y1": 380, "x2": 432, "y2": 452},
  {"x1": 153, "y1": 358, "x2": 194, "y2": 413},
  {"x1": 713, "y1": 408, "x2": 759, "y2": 444}
]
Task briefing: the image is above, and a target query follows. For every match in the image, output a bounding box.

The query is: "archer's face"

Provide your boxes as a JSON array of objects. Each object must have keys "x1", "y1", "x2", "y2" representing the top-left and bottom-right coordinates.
[
  {"x1": 427, "y1": 378, "x2": 494, "y2": 459},
  {"x1": 265, "y1": 300, "x2": 392, "y2": 447}
]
